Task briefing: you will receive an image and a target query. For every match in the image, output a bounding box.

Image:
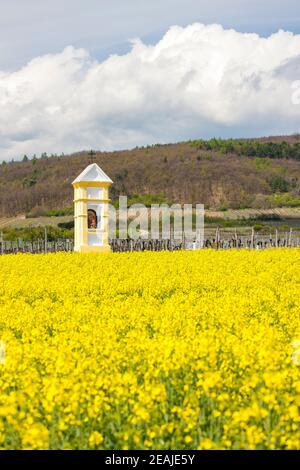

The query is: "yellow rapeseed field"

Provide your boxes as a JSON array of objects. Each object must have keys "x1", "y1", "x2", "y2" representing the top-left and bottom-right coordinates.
[{"x1": 0, "y1": 249, "x2": 299, "y2": 449}]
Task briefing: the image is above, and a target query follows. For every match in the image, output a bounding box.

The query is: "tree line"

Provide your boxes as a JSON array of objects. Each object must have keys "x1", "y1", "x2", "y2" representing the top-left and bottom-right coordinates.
[{"x1": 191, "y1": 138, "x2": 300, "y2": 160}]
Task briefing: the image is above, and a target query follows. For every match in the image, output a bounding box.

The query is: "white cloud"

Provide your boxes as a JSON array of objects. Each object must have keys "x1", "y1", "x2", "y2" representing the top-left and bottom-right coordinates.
[{"x1": 1, "y1": 23, "x2": 300, "y2": 161}]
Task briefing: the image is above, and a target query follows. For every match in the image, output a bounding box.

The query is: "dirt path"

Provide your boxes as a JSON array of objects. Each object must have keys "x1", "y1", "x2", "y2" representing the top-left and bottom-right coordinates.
[
  {"x1": 206, "y1": 207, "x2": 300, "y2": 220},
  {"x1": 0, "y1": 217, "x2": 25, "y2": 229}
]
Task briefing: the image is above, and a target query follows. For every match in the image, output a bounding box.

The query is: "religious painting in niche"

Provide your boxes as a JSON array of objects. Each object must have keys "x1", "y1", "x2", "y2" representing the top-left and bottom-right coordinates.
[{"x1": 88, "y1": 209, "x2": 97, "y2": 229}]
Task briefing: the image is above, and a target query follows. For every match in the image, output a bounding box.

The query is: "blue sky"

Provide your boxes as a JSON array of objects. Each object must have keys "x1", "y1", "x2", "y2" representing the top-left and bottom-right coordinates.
[
  {"x1": 1, "y1": 0, "x2": 300, "y2": 70},
  {"x1": 0, "y1": 1, "x2": 300, "y2": 160}
]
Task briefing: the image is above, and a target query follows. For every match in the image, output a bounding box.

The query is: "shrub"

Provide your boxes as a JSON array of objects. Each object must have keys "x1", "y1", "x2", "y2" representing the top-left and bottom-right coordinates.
[{"x1": 268, "y1": 176, "x2": 290, "y2": 193}]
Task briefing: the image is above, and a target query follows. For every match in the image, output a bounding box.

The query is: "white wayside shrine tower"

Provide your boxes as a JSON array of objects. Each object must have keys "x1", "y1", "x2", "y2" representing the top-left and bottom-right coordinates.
[{"x1": 72, "y1": 163, "x2": 113, "y2": 253}]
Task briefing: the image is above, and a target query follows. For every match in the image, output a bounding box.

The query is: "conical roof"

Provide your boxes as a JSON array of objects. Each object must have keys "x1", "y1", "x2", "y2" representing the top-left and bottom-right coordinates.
[{"x1": 72, "y1": 163, "x2": 113, "y2": 184}]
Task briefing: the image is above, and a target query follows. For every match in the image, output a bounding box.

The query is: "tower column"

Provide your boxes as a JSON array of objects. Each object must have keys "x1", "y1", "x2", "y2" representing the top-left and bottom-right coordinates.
[{"x1": 72, "y1": 164, "x2": 113, "y2": 253}]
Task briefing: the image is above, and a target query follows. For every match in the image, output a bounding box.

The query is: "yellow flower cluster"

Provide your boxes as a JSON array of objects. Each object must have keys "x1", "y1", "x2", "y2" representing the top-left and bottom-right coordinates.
[{"x1": 0, "y1": 249, "x2": 299, "y2": 449}]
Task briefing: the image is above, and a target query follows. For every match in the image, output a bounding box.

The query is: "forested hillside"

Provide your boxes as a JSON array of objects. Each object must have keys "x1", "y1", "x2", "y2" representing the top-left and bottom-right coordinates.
[{"x1": 1, "y1": 135, "x2": 300, "y2": 217}]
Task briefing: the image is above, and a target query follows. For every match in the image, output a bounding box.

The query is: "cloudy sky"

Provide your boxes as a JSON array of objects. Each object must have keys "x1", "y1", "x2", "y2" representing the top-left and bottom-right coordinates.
[{"x1": 0, "y1": 0, "x2": 300, "y2": 161}]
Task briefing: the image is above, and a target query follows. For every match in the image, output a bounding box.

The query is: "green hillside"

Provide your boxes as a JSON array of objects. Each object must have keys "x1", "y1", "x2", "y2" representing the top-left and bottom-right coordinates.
[{"x1": 1, "y1": 135, "x2": 300, "y2": 218}]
